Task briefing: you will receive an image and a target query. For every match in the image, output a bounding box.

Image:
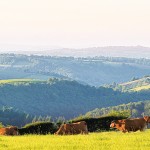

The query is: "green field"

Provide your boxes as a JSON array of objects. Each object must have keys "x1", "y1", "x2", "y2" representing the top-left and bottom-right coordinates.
[
  {"x1": 0, "y1": 79, "x2": 44, "y2": 85},
  {"x1": 1, "y1": 131, "x2": 150, "y2": 150},
  {"x1": 131, "y1": 85, "x2": 150, "y2": 92}
]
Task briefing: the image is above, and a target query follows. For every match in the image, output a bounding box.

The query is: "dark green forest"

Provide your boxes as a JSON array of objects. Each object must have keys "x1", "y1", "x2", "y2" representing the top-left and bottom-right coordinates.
[
  {"x1": 0, "y1": 106, "x2": 33, "y2": 127},
  {"x1": 83, "y1": 100, "x2": 150, "y2": 118},
  {"x1": 0, "y1": 106, "x2": 56, "y2": 127},
  {"x1": 0, "y1": 78, "x2": 150, "y2": 127}
]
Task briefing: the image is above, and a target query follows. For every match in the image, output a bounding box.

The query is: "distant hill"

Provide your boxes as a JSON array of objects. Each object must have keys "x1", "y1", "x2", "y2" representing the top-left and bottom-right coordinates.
[
  {"x1": 106, "y1": 76, "x2": 150, "y2": 92},
  {"x1": 0, "y1": 78, "x2": 150, "y2": 120},
  {"x1": 83, "y1": 100, "x2": 150, "y2": 118},
  {"x1": 119, "y1": 76, "x2": 150, "y2": 91},
  {"x1": 82, "y1": 76, "x2": 150, "y2": 118},
  {"x1": 5, "y1": 46, "x2": 150, "y2": 58},
  {"x1": 0, "y1": 54, "x2": 150, "y2": 86}
]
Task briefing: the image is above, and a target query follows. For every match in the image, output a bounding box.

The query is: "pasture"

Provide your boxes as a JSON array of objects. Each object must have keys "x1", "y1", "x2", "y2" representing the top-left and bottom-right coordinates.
[
  {"x1": 1, "y1": 130, "x2": 150, "y2": 150},
  {"x1": 132, "y1": 85, "x2": 150, "y2": 92},
  {"x1": 0, "y1": 79, "x2": 43, "y2": 85}
]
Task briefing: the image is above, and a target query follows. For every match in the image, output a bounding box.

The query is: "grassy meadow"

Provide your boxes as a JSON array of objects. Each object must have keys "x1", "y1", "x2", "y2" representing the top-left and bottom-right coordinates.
[
  {"x1": 132, "y1": 85, "x2": 150, "y2": 92},
  {"x1": 0, "y1": 79, "x2": 43, "y2": 85},
  {"x1": 1, "y1": 130, "x2": 150, "y2": 150}
]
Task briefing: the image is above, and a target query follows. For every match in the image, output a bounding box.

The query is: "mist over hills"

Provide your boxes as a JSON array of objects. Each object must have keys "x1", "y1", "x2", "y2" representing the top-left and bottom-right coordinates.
[
  {"x1": 0, "y1": 54, "x2": 150, "y2": 86},
  {"x1": 3, "y1": 46, "x2": 150, "y2": 59}
]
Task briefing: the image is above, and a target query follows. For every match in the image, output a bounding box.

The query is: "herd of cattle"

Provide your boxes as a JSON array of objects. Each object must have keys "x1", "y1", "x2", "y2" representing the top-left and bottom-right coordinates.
[{"x1": 1, "y1": 116, "x2": 150, "y2": 136}]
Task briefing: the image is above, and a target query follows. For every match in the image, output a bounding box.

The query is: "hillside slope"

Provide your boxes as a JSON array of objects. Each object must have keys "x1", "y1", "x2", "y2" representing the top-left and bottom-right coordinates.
[
  {"x1": 8, "y1": 46, "x2": 150, "y2": 58},
  {"x1": 83, "y1": 100, "x2": 150, "y2": 118},
  {"x1": 109, "y1": 76, "x2": 150, "y2": 92},
  {"x1": 0, "y1": 54, "x2": 150, "y2": 86},
  {"x1": 0, "y1": 79, "x2": 150, "y2": 119}
]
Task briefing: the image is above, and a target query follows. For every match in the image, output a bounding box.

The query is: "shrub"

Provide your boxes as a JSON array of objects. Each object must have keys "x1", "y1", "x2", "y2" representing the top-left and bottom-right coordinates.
[{"x1": 18, "y1": 122, "x2": 57, "y2": 135}]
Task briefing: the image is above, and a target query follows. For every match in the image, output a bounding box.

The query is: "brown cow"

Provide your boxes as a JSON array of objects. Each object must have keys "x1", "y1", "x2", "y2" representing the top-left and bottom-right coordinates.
[
  {"x1": 110, "y1": 116, "x2": 150, "y2": 133},
  {"x1": 110, "y1": 119, "x2": 127, "y2": 133},
  {"x1": 143, "y1": 116, "x2": 150, "y2": 123},
  {"x1": 0, "y1": 126, "x2": 18, "y2": 136},
  {"x1": 55, "y1": 121, "x2": 88, "y2": 135}
]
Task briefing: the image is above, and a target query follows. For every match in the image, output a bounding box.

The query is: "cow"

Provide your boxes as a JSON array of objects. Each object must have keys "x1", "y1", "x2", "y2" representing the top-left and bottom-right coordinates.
[
  {"x1": 110, "y1": 119, "x2": 127, "y2": 133},
  {"x1": 143, "y1": 116, "x2": 150, "y2": 123},
  {"x1": 55, "y1": 121, "x2": 88, "y2": 135},
  {"x1": 0, "y1": 126, "x2": 18, "y2": 136},
  {"x1": 110, "y1": 116, "x2": 150, "y2": 133}
]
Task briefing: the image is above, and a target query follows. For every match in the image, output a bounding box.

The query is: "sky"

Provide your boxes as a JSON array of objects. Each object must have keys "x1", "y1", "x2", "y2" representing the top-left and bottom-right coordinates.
[{"x1": 0, "y1": 0, "x2": 150, "y2": 50}]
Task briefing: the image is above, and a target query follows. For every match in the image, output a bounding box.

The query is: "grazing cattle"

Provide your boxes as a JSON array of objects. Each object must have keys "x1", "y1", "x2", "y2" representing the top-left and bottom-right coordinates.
[
  {"x1": 0, "y1": 126, "x2": 18, "y2": 136},
  {"x1": 110, "y1": 116, "x2": 150, "y2": 133},
  {"x1": 143, "y1": 116, "x2": 150, "y2": 123},
  {"x1": 110, "y1": 119, "x2": 127, "y2": 133},
  {"x1": 55, "y1": 121, "x2": 88, "y2": 135}
]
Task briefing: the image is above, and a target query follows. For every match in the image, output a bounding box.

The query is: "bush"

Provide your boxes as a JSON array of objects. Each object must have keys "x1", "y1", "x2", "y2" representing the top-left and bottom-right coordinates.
[
  {"x1": 106, "y1": 110, "x2": 130, "y2": 118},
  {"x1": 18, "y1": 122, "x2": 57, "y2": 135}
]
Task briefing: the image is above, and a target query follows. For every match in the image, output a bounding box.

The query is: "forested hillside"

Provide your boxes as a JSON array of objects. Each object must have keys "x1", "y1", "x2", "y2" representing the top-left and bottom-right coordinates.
[
  {"x1": 0, "y1": 78, "x2": 150, "y2": 120},
  {"x1": 0, "y1": 54, "x2": 150, "y2": 86},
  {"x1": 0, "y1": 106, "x2": 33, "y2": 127},
  {"x1": 105, "y1": 76, "x2": 150, "y2": 92},
  {"x1": 83, "y1": 100, "x2": 150, "y2": 118}
]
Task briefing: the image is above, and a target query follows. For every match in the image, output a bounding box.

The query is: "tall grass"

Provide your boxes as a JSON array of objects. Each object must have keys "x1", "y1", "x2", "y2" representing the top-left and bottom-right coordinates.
[{"x1": 0, "y1": 130, "x2": 150, "y2": 150}]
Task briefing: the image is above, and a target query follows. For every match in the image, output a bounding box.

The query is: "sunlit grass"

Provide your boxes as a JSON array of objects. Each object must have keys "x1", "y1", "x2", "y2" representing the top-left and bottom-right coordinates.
[
  {"x1": 1, "y1": 130, "x2": 150, "y2": 150},
  {"x1": 0, "y1": 79, "x2": 43, "y2": 85},
  {"x1": 131, "y1": 85, "x2": 150, "y2": 91}
]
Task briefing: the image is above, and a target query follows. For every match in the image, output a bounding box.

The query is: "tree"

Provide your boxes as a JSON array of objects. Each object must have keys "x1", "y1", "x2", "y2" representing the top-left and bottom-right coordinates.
[{"x1": 0, "y1": 122, "x2": 4, "y2": 128}]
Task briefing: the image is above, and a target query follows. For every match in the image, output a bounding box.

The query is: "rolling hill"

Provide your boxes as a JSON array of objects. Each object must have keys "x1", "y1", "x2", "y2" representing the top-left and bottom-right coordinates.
[
  {"x1": 81, "y1": 77, "x2": 150, "y2": 118},
  {"x1": 6, "y1": 46, "x2": 150, "y2": 58},
  {"x1": 83, "y1": 100, "x2": 150, "y2": 119},
  {"x1": 108, "y1": 76, "x2": 150, "y2": 92},
  {"x1": 0, "y1": 78, "x2": 150, "y2": 121},
  {"x1": 0, "y1": 54, "x2": 150, "y2": 86}
]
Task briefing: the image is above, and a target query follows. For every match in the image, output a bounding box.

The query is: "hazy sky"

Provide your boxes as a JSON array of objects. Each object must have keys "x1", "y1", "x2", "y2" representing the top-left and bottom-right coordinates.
[{"x1": 0, "y1": 0, "x2": 150, "y2": 50}]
